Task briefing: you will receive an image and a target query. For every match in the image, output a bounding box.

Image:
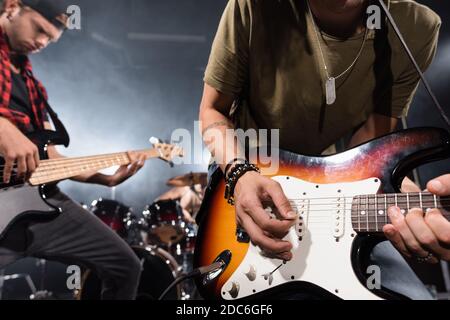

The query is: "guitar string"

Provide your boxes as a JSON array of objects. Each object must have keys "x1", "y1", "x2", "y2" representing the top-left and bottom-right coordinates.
[
  {"x1": 1, "y1": 172, "x2": 450, "y2": 207},
  {"x1": 0, "y1": 153, "x2": 137, "y2": 180},
  {"x1": 0, "y1": 157, "x2": 130, "y2": 181},
  {"x1": 0, "y1": 153, "x2": 130, "y2": 169},
  {"x1": 0, "y1": 148, "x2": 161, "y2": 170}
]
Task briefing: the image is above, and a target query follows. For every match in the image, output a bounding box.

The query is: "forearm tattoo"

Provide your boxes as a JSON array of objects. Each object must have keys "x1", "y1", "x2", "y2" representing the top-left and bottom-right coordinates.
[{"x1": 201, "y1": 120, "x2": 234, "y2": 136}]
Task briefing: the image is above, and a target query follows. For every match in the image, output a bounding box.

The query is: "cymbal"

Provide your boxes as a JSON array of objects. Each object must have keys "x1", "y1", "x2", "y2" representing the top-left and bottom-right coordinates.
[{"x1": 167, "y1": 172, "x2": 207, "y2": 187}]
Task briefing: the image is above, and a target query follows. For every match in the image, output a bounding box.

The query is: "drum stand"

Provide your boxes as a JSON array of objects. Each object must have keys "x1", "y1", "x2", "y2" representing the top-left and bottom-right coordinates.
[
  {"x1": 0, "y1": 259, "x2": 53, "y2": 300},
  {"x1": 30, "y1": 259, "x2": 54, "y2": 300},
  {"x1": 0, "y1": 268, "x2": 37, "y2": 300}
]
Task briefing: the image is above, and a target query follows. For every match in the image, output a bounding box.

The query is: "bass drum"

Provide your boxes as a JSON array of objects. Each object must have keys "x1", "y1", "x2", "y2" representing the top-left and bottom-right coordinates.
[
  {"x1": 143, "y1": 199, "x2": 185, "y2": 246},
  {"x1": 89, "y1": 199, "x2": 132, "y2": 239},
  {"x1": 79, "y1": 246, "x2": 181, "y2": 300}
]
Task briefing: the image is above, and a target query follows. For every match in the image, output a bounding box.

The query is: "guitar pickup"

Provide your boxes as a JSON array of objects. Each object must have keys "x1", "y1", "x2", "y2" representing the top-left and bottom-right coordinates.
[{"x1": 333, "y1": 196, "x2": 345, "y2": 239}]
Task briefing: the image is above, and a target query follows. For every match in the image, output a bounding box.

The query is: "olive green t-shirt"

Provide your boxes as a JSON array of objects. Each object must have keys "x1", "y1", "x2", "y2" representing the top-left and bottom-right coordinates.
[{"x1": 204, "y1": 0, "x2": 441, "y2": 155}]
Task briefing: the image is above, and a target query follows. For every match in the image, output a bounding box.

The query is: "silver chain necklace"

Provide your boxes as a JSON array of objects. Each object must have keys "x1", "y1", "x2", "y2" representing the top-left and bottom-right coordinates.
[{"x1": 307, "y1": 1, "x2": 368, "y2": 105}]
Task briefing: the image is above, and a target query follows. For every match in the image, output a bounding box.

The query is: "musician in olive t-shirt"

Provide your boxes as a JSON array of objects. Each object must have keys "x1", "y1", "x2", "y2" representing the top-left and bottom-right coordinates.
[
  {"x1": 199, "y1": 0, "x2": 443, "y2": 299},
  {"x1": 204, "y1": 0, "x2": 440, "y2": 155}
]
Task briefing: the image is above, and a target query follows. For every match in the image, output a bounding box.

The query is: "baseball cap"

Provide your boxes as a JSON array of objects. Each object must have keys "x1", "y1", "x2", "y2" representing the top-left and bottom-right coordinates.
[{"x1": 21, "y1": 0, "x2": 71, "y2": 29}]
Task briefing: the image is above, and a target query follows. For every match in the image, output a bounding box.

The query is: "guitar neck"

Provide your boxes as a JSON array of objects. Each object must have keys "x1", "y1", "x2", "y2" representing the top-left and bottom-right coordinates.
[
  {"x1": 28, "y1": 148, "x2": 160, "y2": 186},
  {"x1": 351, "y1": 192, "x2": 450, "y2": 233}
]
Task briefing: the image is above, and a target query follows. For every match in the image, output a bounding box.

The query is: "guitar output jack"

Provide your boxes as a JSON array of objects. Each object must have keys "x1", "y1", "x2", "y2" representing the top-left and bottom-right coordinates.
[{"x1": 202, "y1": 250, "x2": 231, "y2": 286}]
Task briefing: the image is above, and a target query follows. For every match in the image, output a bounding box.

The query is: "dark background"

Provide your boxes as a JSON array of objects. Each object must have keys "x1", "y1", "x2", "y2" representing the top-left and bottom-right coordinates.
[
  {"x1": 2, "y1": 0, "x2": 450, "y2": 299},
  {"x1": 406, "y1": 1, "x2": 450, "y2": 187}
]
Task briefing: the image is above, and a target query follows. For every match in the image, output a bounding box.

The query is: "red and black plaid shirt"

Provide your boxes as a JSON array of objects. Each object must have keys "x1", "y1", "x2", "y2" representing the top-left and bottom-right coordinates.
[{"x1": 0, "y1": 28, "x2": 48, "y2": 133}]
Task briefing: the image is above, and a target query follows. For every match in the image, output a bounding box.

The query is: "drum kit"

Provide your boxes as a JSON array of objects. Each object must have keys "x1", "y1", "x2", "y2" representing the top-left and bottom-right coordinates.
[
  {"x1": 0, "y1": 172, "x2": 207, "y2": 300},
  {"x1": 80, "y1": 172, "x2": 207, "y2": 300}
]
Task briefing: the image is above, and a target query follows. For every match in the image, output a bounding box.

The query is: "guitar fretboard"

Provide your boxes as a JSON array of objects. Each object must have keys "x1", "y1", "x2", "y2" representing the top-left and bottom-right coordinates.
[
  {"x1": 28, "y1": 149, "x2": 159, "y2": 185},
  {"x1": 351, "y1": 192, "x2": 450, "y2": 232}
]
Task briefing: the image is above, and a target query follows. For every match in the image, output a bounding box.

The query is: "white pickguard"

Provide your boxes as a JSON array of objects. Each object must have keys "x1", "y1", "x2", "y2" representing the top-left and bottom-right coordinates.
[{"x1": 222, "y1": 176, "x2": 383, "y2": 300}]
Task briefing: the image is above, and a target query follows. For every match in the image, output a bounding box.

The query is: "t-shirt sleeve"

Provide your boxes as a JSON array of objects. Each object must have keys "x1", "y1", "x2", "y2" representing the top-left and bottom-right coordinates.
[
  {"x1": 204, "y1": 0, "x2": 251, "y2": 96},
  {"x1": 376, "y1": 14, "x2": 441, "y2": 118}
]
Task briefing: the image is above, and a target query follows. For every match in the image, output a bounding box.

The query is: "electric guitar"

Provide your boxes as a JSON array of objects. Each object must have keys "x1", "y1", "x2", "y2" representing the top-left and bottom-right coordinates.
[
  {"x1": 194, "y1": 127, "x2": 450, "y2": 300},
  {"x1": 0, "y1": 132, "x2": 183, "y2": 241}
]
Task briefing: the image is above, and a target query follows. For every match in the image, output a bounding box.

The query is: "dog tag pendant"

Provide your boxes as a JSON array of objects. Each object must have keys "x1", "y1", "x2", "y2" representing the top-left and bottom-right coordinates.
[{"x1": 325, "y1": 77, "x2": 336, "y2": 105}]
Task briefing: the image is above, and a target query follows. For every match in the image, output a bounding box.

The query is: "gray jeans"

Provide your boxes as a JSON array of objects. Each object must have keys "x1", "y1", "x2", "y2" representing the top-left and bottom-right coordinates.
[
  {"x1": 0, "y1": 188, "x2": 141, "y2": 300},
  {"x1": 371, "y1": 241, "x2": 434, "y2": 300}
]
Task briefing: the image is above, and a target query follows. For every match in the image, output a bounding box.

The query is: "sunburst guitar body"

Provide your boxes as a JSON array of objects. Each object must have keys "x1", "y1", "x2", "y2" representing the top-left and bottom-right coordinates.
[{"x1": 194, "y1": 127, "x2": 450, "y2": 300}]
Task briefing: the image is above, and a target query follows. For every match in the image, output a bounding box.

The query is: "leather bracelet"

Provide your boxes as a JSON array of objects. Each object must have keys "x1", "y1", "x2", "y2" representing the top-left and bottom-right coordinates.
[{"x1": 224, "y1": 162, "x2": 260, "y2": 205}]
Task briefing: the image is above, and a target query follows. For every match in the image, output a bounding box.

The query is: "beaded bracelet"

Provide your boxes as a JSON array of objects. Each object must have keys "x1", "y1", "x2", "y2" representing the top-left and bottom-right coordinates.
[
  {"x1": 224, "y1": 161, "x2": 260, "y2": 205},
  {"x1": 224, "y1": 158, "x2": 247, "y2": 180}
]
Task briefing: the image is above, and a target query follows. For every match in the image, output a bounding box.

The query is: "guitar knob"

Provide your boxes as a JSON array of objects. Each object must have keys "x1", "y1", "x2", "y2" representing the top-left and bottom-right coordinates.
[
  {"x1": 227, "y1": 282, "x2": 240, "y2": 298},
  {"x1": 244, "y1": 265, "x2": 256, "y2": 281},
  {"x1": 262, "y1": 273, "x2": 274, "y2": 286}
]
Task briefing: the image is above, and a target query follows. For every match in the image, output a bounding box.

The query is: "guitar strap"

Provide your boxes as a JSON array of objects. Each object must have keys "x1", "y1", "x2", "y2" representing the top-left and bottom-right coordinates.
[
  {"x1": 29, "y1": 76, "x2": 70, "y2": 148},
  {"x1": 41, "y1": 98, "x2": 71, "y2": 147},
  {"x1": 377, "y1": 0, "x2": 450, "y2": 130}
]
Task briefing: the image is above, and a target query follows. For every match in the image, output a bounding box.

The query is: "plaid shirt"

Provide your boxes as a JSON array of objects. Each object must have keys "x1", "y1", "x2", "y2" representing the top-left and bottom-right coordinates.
[{"x1": 0, "y1": 28, "x2": 48, "y2": 133}]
